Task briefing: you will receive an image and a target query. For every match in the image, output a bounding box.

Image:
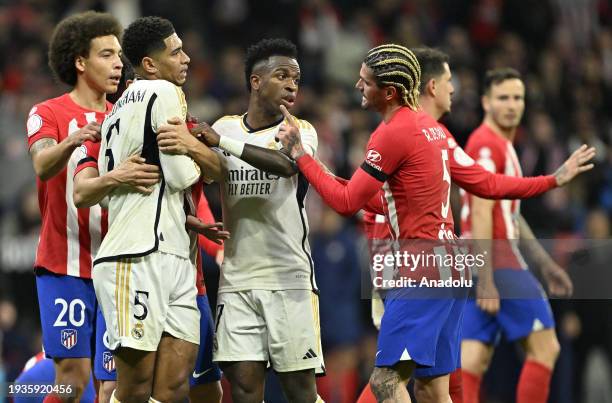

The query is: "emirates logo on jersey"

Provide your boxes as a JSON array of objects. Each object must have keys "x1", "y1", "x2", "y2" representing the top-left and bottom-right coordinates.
[{"x1": 366, "y1": 149, "x2": 382, "y2": 163}]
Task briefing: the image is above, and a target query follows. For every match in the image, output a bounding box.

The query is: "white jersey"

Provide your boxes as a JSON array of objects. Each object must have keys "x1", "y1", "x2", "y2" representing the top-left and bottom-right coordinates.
[
  {"x1": 213, "y1": 114, "x2": 318, "y2": 292},
  {"x1": 94, "y1": 79, "x2": 200, "y2": 265}
]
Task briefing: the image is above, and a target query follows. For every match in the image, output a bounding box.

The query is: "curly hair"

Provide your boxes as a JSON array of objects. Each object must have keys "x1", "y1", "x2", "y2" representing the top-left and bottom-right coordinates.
[
  {"x1": 244, "y1": 38, "x2": 298, "y2": 92},
  {"x1": 122, "y1": 16, "x2": 175, "y2": 69},
  {"x1": 364, "y1": 44, "x2": 421, "y2": 110},
  {"x1": 48, "y1": 11, "x2": 122, "y2": 86}
]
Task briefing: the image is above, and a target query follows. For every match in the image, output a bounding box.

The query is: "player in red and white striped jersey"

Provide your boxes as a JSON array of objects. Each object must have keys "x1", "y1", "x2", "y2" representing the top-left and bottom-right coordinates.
[
  {"x1": 25, "y1": 12, "x2": 122, "y2": 403},
  {"x1": 459, "y1": 68, "x2": 591, "y2": 403}
]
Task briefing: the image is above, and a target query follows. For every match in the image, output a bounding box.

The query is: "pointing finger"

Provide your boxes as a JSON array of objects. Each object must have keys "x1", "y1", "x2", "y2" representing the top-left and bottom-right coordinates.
[{"x1": 279, "y1": 105, "x2": 296, "y2": 127}]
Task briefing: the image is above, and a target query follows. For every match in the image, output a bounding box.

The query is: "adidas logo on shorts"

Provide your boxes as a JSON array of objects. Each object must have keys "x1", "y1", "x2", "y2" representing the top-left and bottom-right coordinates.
[{"x1": 302, "y1": 348, "x2": 318, "y2": 360}]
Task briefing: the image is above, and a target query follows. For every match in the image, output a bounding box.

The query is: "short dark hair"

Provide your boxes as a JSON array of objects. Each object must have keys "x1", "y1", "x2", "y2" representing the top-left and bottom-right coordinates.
[
  {"x1": 123, "y1": 16, "x2": 175, "y2": 69},
  {"x1": 411, "y1": 47, "x2": 449, "y2": 94},
  {"x1": 244, "y1": 38, "x2": 298, "y2": 92},
  {"x1": 48, "y1": 11, "x2": 122, "y2": 86},
  {"x1": 483, "y1": 67, "x2": 522, "y2": 94},
  {"x1": 364, "y1": 44, "x2": 421, "y2": 110},
  {"x1": 107, "y1": 55, "x2": 135, "y2": 104}
]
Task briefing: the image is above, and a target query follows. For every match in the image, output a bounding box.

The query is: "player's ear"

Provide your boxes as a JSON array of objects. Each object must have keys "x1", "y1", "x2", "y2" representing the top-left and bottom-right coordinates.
[
  {"x1": 75, "y1": 56, "x2": 86, "y2": 74},
  {"x1": 481, "y1": 94, "x2": 490, "y2": 113},
  {"x1": 141, "y1": 56, "x2": 158, "y2": 76},
  {"x1": 250, "y1": 74, "x2": 261, "y2": 91},
  {"x1": 426, "y1": 78, "x2": 436, "y2": 97},
  {"x1": 385, "y1": 85, "x2": 397, "y2": 102}
]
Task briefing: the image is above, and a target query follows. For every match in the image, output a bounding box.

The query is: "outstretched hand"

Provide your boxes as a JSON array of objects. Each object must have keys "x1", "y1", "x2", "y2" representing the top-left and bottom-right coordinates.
[
  {"x1": 185, "y1": 215, "x2": 230, "y2": 245},
  {"x1": 554, "y1": 144, "x2": 596, "y2": 186},
  {"x1": 276, "y1": 105, "x2": 305, "y2": 159}
]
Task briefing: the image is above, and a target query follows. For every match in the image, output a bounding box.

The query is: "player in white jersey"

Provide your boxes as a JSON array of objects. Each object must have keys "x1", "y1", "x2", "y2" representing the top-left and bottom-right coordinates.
[
  {"x1": 91, "y1": 17, "x2": 202, "y2": 403},
  {"x1": 156, "y1": 38, "x2": 324, "y2": 403}
]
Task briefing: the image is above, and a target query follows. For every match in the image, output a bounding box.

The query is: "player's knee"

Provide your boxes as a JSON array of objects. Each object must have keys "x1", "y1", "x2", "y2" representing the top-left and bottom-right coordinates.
[
  {"x1": 189, "y1": 382, "x2": 223, "y2": 403},
  {"x1": 281, "y1": 384, "x2": 317, "y2": 403},
  {"x1": 369, "y1": 367, "x2": 398, "y2": 399},
  {"x1": 154, "y1": 380, "x2": 190, "y2": 402},
  {"x1": 54, "y1": 359, "x2": 90, "y2": 397},
  {"x1": 98, "y1": 381, "x2": 117, "y2": 403},
  {"x1": 526, "y1": 331, "x2": 560, "y2": 366},
  {"x1": 118, "y1": 383, "x2": 152, "y2": 403},
  {"x1": 461, "y1": 342, "x2": 492, "y2": 375},
  {"x1": 414, "y1": 380, "x2": 450, "y2": 403}
]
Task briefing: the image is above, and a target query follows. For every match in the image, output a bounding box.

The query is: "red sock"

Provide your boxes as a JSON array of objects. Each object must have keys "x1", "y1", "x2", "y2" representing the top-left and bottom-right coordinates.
[
  {"x1": 356, "y1": 383, "x2": 377, "y2": 403},
  {"x1": 43, "y1": 394, "x2": 64, "y2": 403},
  {"x1": 517, "y1": 360, "x2": 552, "y2": 403},
  {"x1": 449, "y1": 368, "x2": 463, "y2": 403},
  {"x1": 462, "y1": 370, "x2": 482, "y2": 403}
]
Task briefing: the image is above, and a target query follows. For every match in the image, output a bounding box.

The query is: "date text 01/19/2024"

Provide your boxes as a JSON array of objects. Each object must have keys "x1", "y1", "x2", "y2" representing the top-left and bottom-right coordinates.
[{"x1": 7, "y1": 383, "x2": 75, "y2": 397}]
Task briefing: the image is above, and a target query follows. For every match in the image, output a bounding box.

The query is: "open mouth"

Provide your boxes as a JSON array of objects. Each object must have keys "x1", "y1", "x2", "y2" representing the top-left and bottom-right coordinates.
[{"x1": 281, "y1": 95, "x2": 296, "y2": 107}]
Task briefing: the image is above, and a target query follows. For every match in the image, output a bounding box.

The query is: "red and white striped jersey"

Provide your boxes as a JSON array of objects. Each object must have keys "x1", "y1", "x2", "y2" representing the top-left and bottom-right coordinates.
[
  {"x1": 460, "y1": 123, "x2": 527, "y2": 270},
  {"x1": 26, "y1": 94, "x2": 111, "y2": 278}
]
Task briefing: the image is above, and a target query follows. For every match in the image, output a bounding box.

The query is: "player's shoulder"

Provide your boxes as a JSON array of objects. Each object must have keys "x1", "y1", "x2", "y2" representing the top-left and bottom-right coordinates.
[
  {"x1": 29, "y1": 94, "x2": 69, "y2": 117},
  {"x1": 212, "y1": 114, "x2": 243, "y2": 131},
  {"x1": 295, "y1": 117, "x2": 316, "y2": 133}
]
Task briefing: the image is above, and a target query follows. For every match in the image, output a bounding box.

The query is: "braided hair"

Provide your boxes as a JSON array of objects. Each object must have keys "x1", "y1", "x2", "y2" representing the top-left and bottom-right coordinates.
[{"x1": 363, "y1": 44, "x2": 421, "y2": 110}]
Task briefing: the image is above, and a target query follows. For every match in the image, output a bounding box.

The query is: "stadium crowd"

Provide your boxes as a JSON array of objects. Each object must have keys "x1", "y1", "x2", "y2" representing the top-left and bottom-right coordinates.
[{"x1": 0, "y1": 0, "x2": 611, "y2": 402}]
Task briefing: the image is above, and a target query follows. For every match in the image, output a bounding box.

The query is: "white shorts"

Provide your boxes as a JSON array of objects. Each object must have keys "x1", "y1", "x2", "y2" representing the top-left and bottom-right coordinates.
[
  {"x1": 213, "y1": 289, "x2": 325, "y2": 374},
  {"x1": 93, "y1": 251, "x2": 200, "y2": 351}
]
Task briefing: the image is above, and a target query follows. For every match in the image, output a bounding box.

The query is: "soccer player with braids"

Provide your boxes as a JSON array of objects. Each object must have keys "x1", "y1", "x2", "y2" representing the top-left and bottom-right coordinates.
[{"x1": 277, "y1": 44, "x2": 595, "y2": 402}]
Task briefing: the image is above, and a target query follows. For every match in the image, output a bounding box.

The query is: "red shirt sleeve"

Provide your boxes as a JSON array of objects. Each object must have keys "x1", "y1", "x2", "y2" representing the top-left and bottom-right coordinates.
[
  {"x1": 296, "y1": 127, "x2": 403, "y2": 216},
  {"x1": 334, "y1": 175, "x2": 385, "y2": 214},
  {"x1": 74, "y1": 140, "x2": 101, "y2": 176},
  {"x1": 26, "y1": 103, "x2": 59, "y2": 149},
  {"x1": 196, "y1": 195, "x2": 223, "y2": 257},
  {"x1": 447, "y1": 133, "x2": 557, "y2": 198}
]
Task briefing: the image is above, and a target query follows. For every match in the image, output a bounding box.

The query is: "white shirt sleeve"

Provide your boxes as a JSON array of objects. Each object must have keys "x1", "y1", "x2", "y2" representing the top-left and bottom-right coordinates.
[
  {"x1": 299, "y1": 119, "x2": 318, "y2": 156},
  {"x1": 151, "y1": 80, "x2": 200, "y2": 192}
]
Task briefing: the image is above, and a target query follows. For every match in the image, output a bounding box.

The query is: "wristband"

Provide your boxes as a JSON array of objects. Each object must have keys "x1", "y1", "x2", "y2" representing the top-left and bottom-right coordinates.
[{"x1": 218, "y1": 136, "x2": 245, "y2": 158}]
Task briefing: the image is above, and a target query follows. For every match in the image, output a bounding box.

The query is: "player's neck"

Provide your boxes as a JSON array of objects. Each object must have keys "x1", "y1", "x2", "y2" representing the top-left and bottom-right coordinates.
[
  {"x1": 419, "y1": 97, "x2": 443, "y2": 121},
  {"x1": 381, "y1": 102, "x2": 403, "y2": 123},
  {"x1": 70, "y1": 81, "x2": 107, "y2": 112},
  {"x1": 246, "y1": 100, "x2": 282, "y2": 129},
  {"x1": 484, "y1": 116, "x2": 516, "y2": 142}
]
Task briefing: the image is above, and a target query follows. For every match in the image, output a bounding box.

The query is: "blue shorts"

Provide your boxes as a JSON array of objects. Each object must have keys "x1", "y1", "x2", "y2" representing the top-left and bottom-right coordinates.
[
  {"x1": 93, "y1": 307, "x2": 116, "y2": 381},
  {"x1": 36, "y1": 270, "x2": 97, "y2": 359},
  {"x1": 414, "y1": 291, "x2": 468, "y2": 378},
  {"x1": 189, "y1": 295, "x2": 221, "y2": 386},
  {"x1": 376, "y1": 287, "x2": 461, "y2": 370},
  {"x1": 14, "y1": 358, "x2": 96, "y2": 403},
  {"x1": 462, "y1": 269, "x2": 555, "y2": 344}
]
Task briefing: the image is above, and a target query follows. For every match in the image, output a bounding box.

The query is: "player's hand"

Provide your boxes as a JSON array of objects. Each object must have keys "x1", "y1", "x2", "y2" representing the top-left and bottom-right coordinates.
[
  {"x1": 69, "y1": 122, "x2": 101, "y2": 147},
  {"x1": 476, "y1": 281, "x2": 500, "y2": 315},
  {"x1": 112, "y1": 155, "x2": 161, "y2": 194},
  {"x1": 190, "y1": 122, "x2": 221, "y2": 148},
  {"x1": 554, "y1": 144, "x2": 596, "y2": 186},
  {"x1": 157, "y1": 117, "x2": 200, "y2": 155},
  {"x1": 185, "y1": 215, "x2": 230, "y2": 245},
  {"x1": 542, "y1": 262, "x2": 573, "y2": 297},
  {"x1": 277, "y1": 105, "x2": 306, "y2": 159}
]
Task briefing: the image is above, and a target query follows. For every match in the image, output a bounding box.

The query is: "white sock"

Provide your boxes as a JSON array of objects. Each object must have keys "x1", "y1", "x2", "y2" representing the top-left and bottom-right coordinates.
[{"x1": 110, "y1": 390, "x2": 121, "y2": 403}]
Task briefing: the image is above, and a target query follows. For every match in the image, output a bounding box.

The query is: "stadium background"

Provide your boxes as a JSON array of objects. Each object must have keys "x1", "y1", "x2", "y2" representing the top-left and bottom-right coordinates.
[{"x1": 0, "y1": 0, "x2": 611, "y2": 402}]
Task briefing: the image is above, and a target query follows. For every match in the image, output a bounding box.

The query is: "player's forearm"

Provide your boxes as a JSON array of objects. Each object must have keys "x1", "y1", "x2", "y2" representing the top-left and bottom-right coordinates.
[
  {"x1": 471, "y1": 198, "x2": 495, "y2": 284},
  {"x1": 73, "y1": 172, "x2": 118, "y2": 208},
  {"x1": 31, "y1": 138, "x2": 79, "y2": 181},
  {"x1": 453, "y1": 166, "x2": 557, "y2": 200},
  {"x1": 189, "y1": 142, "x2": 223, "y2": 182},
  {"x1": 518, "y1": 214, "x2": 555, "y2": 268},
  {"x1": 241, "y1": 145, "x2": 298, "y2": 177},
  {"x1": 296, "y1": 154, "x2": 378, "y2": 216}
]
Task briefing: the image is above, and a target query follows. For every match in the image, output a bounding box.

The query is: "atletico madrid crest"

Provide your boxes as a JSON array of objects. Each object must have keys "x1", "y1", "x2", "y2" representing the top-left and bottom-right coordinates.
[
  {"x1": 102, "y1": 351, "x2": 116, "y2": 373},
  {"x1": 61, "y1": 329, "x2": 77, "y2": 350}
]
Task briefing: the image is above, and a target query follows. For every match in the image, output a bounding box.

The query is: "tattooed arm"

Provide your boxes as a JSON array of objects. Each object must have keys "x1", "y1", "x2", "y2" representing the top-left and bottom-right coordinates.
[{"x1": 29, "y1": 122, "x2": 101, "y2": 181}]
